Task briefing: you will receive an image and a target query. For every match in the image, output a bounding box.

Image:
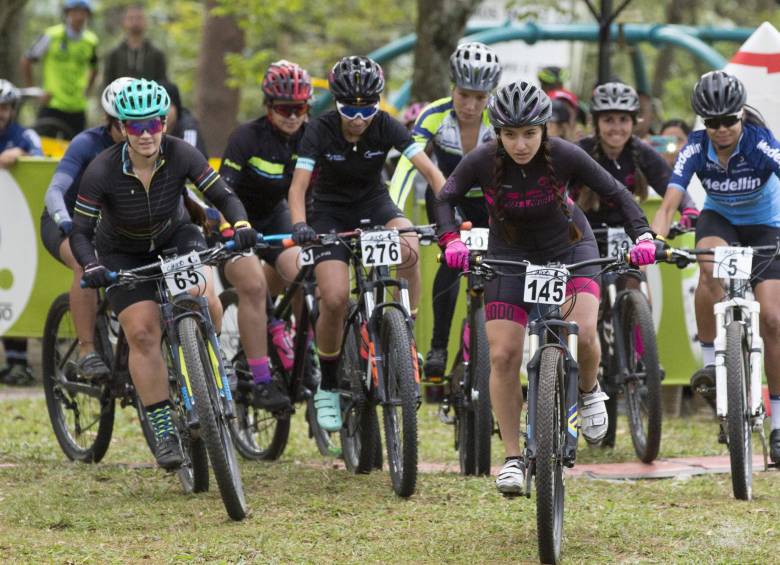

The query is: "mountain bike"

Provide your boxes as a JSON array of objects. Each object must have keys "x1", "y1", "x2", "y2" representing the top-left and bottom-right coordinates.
[
  {"x1": 658, "y1": 242, "x2": 775, "y2": 500},
  {"x1": 97, "y1": 242, "x2": 249, "y2": 520},
  {"x1": 437, "y1": 225, "x2": 493, "y2": 476},
  {"x1": 474, "y1": 253, "x2": 625, "y2": 565},
  {"x1": 591, "y1": 226, "x2": 662, "y2": 462}
]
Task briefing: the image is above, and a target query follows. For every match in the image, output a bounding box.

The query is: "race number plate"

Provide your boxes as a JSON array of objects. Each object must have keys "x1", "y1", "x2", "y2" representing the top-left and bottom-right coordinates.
[
  {"x1": 160, "y1": 251, "x2": 205, "y2": 295},
  {"x1": 713, "y1": 246, "x2": 753, "y2": 280},
  {"x1": 298, "y1": 246, "x2": 315, "y2": 267},
  {"x1": 523, "y1": 264, "x2": 569, "y2": 305},
  {"x1": 607, "y1": 227, "x2": 631, "y2": 260},
  {"x1": 460, "y1": 227, "x2": 489, "y2": 251},
  {"x1": 360, "y1": 230, "x2": 402, "y2": 267}
]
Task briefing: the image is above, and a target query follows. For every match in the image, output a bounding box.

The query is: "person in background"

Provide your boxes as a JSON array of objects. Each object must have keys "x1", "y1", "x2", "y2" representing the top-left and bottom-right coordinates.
[
  {"x1": 547, "y1": 99, "x2": 577, "y2": 141},
  {"x1": 103, "y1": 4, "x2": 167, "y2": 85},
  {"x1": 537, "y1": 65, "x2": 566, "y2": 93},
  {"x1": 548, "y1": 88, "x2": 583, "y2": 140},
  {"x1": 0, "y1": 79, "x2": 43, "y2": 385},
  {"x1": 20, "y1": 0, "x2": 98, "y2": 140},
  {"x1": 158, "y1": 80, "x2": 207, "y2": 158},
  {"x1": 656, "y1": 119, "x2": 691, "y2": 168}
]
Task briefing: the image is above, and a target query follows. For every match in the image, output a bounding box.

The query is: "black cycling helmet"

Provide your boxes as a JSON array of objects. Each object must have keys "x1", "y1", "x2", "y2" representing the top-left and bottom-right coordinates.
[
  {"x1": 590, "y1": 82, "x2": 640, "y2": 114},
  {"x1": 328, "y1": 56, "x2": 384, "y2": 104},
  {"x1": 488, "y1": 81, "x2": 551, "y2": 128},
  {"x1": 691, "y1": 71, "x2": 746, "y2": 118}
]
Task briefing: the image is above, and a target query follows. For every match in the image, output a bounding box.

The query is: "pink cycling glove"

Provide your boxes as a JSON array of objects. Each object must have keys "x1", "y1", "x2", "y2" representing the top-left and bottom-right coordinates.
[
  {"x1": 629, "y1": 239, "x2": 657, "y2": 266},
  {"x1": 679, "y1": 208, "x2": 700, "y2": 229},
  {"x1": 444, "y1": 239, "x2": 470, "y2": 271}
]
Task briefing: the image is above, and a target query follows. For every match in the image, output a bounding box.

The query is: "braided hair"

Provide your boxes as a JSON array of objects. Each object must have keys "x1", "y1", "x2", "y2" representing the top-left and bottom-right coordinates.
[{"x1": 541, "y1": 128, "x2": 581, "y2": 242}]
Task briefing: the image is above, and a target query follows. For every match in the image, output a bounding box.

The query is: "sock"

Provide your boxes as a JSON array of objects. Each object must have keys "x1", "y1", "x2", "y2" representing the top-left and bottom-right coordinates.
[
  {"x1": 504, "y1": 455, "x2": 523, "y2": 463},
  {"x1": 146, "y1": 400, "x2": 175, "y2": 441},
  {"x1": 771, "y1": 394, "x2": 780, "y2": 430},
  {"x1": 248, "y1": 357, "x2": 271, "y2": 385},
  {"x1": 700, "y1": 341, "x2": 715, "y2": 367},
  {"x1": 318, "y1": 351, "x2": 339, "y2": 391}
]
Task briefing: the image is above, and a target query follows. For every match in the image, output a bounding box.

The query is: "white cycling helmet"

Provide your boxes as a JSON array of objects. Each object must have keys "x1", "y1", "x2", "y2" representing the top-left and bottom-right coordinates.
[
  {"x1": 0, "y1": 79, "x2": 20, "y2": 106},
  {"x1": 101, "y1": 77, "x2": 135, "y2": 118}
]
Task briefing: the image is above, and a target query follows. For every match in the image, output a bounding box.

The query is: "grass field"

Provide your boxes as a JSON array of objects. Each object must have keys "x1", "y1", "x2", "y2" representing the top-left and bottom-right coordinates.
[{"x1": 0, "y1": 388, "x2": 778, "y2": 564}]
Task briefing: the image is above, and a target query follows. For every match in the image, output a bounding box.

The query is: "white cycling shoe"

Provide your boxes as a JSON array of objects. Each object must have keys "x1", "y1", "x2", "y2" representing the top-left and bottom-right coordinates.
[
  {"x1": 579, "y1": 384, "x2": 610, "y2": 445},
  {"x1": 496, "y1": 458, "x2": 525, "y2": 495}
]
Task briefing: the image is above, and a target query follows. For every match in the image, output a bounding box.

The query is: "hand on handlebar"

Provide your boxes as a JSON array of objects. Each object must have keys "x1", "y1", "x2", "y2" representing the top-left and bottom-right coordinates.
[
  {"x1": 679, "y1": 208, "x2": 700, "y2": 230},
  {"x1": 629, "y1": 238, "x2": 661, "y2": 266},
  {"x1": 292, "y1": 222, "x2": 317, "y2": 245},
  {"x1": 81, "y1": 262, "x2": 114, "y2": 288}
]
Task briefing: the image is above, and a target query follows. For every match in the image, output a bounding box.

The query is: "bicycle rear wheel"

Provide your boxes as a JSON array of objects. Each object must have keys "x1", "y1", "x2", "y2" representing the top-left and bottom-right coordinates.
[
  {"x1": 380, "y1": 308, "x2": 418, "y2": 497},
  {"x1": 621, "y1": 290, "x2": 662, "y2": 463},
  {"x1": 42, "y1": 293, "x2": 114, "y2": 463},
  {"x1": 535, "y1": 347, "x2": 566, "y2": 565},
  {"x1": 179, "y1": 317, "x2": 247, "y2": 520},
  {"x1": 725, "y1": 320, "x2": 752, "y2": 501}
]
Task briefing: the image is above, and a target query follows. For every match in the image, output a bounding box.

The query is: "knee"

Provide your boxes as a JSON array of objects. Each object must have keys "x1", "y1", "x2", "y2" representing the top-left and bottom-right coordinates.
[
  {"x1": 761, "y1": 309, "x2": 780, "y2": 338},
  {"x1": 125, "y1": 323, "x2": 160, "y2": 353},
  {"x1": 697, "y1": 268, "x2": 719, "y2": 292},
  {"x1": 490, "y1": 345, "x2": 521, "y2": 376},
  {"x1": 578, "y1": 326, "x2": 599, "y2": 353},
  {"x1": 319, "y1": 288, "x2": 347, "y2": 316}
]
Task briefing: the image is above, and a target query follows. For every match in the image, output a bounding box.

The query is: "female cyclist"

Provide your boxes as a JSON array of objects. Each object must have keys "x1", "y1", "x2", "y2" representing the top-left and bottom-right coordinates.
[
  {"x1": 652, "y1": 70, "x2": 780, "y2": 463},
  {"x1": 218, "y1": 60, "x2": 312, "y2": 411},
  {"x1": 434, "y1": 81, "x2": 657, "y2": 494},
  {"x1": 70, "y1": 79, "x2": 256, "y2": 470},
  {"x1": 390, "y1": 42, "x2": 502, "y2": 381},
  {"x1": 288, "y1": 55, "x2": 447, "y2": 431},
  {"x1": 574, "y1": 82, "x2": 699, "y2": 232}
]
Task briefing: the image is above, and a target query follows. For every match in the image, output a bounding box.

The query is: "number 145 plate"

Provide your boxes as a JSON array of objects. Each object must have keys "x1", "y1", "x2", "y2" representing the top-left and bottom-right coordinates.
[{"x1": 523, "y1": 264, "x2": 569, "y2": 305}]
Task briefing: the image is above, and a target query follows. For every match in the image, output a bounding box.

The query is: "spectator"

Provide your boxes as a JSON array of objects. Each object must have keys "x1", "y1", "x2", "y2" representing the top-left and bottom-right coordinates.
[
  {"x1": 0, "y1": 79, "x2": 42, "y2": 386},
  {"x1": 103, "y1": 4, "x2": 167, "y2": 85},
  {"x1": 537, "y1": 65, "x2": 566, "y2": 92},
  {"x1": 547, "y1": 99, "x2": 577, "y2": 141},
  {"x1": 548, "y1": 88, "x2": 584, "y2": 140},
  {"x1": 658, "y1": 118, "x2": 691, "y2": 167},
  {"x1": 20, "y1": 0, "x2": 98, "y2": 140},
  {"x1": 158, "y1": 80, "x2": 208, "y2": 158}
]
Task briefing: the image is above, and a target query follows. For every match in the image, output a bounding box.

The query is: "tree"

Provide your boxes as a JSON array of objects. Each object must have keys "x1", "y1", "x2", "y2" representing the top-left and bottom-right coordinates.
[
  {"x1": 411, "y1": 0, "x2": 481, "y2": 102},
  {"x1": 0, "y1": 0, "x2": 28, "y2": 83}
]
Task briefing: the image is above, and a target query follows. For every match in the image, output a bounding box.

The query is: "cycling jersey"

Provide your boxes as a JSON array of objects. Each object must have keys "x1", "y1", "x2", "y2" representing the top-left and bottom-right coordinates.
[
  {"x1": 70, "y1": 136, "x2": 247, "y2": 267},
  {"x1": 220, "y1": 116, "x2": 304, "y2": 221},
  {"x1": 296, "y1": 110, "x2": 421, "y2": 205},
  {"x1": 670, "y1": 122, "x2": 780, "y2": 226},
  {"x1": 573, "y1": 135, "x2": 695, "y2": 226},
  {"x1": 435, "y1": 138, "x2": 651, "y2": 256},
  {"x1": 44, "y1": 125, "x2": 113, "y2": 226},
  {"x1": 389, "y1": 97, "x2": 494, "y2": 207},
  {"x1": 0, "y1": 122, "x2": 42, "y2": 156},
  {"x1": 170, "y1": 109, "x2": 208, "y2": 158}
]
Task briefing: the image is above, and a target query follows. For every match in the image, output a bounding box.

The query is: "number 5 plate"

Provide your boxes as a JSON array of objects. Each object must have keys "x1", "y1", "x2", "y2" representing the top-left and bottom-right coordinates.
[
  {"x1": 160, "y1": 251, "x2": 205, "y2": 295},
  {"x1": 360, "y1": 230, "x2": 402, "y2": 267},
  {"x1": 713, "y1": 246, "x2": 753, "y2": 280},
  {"x1": 523, "y1": 264, "x2": 569, "y2": 305},
  {"x1": 460, "y1": 227, "x2": 489, "y2": 251}
]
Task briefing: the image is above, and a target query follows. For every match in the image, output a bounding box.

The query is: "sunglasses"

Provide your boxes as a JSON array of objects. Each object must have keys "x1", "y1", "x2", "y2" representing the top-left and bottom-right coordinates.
[
  {"x1": 336, "y1": 102, "x2": 379, "y2": 121},
  {"x1": 703, "y1": 114, "x2": 741, "y2": 130},
  {"x1": 124, "y1": 117, "x2": 164, "y2": 136},
  {"x1": 271, "y1": 104, "x2": 309, "y2": 118}
]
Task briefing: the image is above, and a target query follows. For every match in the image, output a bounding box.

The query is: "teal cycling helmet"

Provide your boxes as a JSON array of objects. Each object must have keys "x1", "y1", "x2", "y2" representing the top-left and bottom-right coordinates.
[{"x1": 115, "y1": 79, "x2": 170, "y2": 120}]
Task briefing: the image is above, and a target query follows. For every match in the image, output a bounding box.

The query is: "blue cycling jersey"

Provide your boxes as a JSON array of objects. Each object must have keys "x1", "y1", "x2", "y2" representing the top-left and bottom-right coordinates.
[
  {"x1": 0, "y1": 122, "x2": 42, "y2": 156},
  {"x1": 669, "y1": 122, "x2": 780, "y2": 226},
  {"x1": 44, "y1": 125, "x2": 114, "y2": 225}
]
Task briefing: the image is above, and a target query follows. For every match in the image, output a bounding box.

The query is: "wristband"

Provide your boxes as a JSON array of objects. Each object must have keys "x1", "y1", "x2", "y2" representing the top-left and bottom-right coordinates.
[
  {"x1": 219, "y1": 222, "x2": 232, "y2": 232},
  {"x1": 233, "y1": 220, "x2": 251, "y2": 230}
]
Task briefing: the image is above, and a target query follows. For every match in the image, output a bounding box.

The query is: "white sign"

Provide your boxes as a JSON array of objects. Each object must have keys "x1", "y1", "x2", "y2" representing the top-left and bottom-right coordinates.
[
  {"x1": 713, "y1": 246, "x2": 753, "y2": 280},
  {"x1": 523, "y1": 264, "x2": 568, "y2": 305},
  {"x1": 460, "y1": 228, "x2": 489, "y2": 251},
  {"x1": 298, "y1": 246, "x2": 315, "y2": 267},
  {"x1": 360, "y1": 230, "x2": 402, "y2": 267},
  {"x1": 160, "y1": 251, "x2": 206, "y2": 295},
  {"x1": 607, "y1": 227, "x2": 632, "y2": 260}
]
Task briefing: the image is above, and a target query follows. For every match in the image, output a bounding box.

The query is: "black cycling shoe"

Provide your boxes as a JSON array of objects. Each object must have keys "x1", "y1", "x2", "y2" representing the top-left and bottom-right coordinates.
[
  {"x1": 0, "y1": 363, "x2": 35, "y2": 386},
  {"x1": 690, "y1": 366, "x2": 716, "y2": 411},
  {"x1": 154, "y1": 435, "x2": 184, "y2": 470},
  {"x1": 770, "y1": 429, "x2": 780, "y2": 464},
  {"x1": 252, "y1": 380, "x2": 292, "y2": 412},
  {"x1": 423, "y1": 348, "x2": 447, "y2": 382},
  {"x1": 77, "y1": 352, "x2": 111, "y2": 380}
]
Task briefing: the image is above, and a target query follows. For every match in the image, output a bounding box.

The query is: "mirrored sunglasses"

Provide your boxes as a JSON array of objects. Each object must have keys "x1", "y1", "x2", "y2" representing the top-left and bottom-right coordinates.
[
  {"x1": 125, "y1": 117, "x2": 164, "y2": 136},
  {"x1": 703, "y1": 114, "x2": 741, "y2": 130},
  {"x1": 336, "y1": 102, "x2": 379, "y2": 121},
  {"x1": 271, "y1": 104, "x2": 309, "y2": 118}
]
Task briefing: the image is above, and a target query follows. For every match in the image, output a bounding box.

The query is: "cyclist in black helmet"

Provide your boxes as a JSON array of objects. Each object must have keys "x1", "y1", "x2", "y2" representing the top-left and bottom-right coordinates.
[{"x1": 288, "y1": 55, "x2": 446, "y2": 432}]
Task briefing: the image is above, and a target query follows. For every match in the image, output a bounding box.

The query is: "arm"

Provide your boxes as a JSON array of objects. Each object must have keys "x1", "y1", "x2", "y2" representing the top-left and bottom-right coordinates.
[
  {"x1": 21, "y1": 34, "x2": 50, "y2": 88},
  {"x1": 388, "y1": 110, "x2": 436, "y2": 206},
  {"x1": 409, "y1": 150, "x2": 445, "y2": 195},
  {"x1": 20, "y1": 57, "x2": 34, "y2": 88},
  {"x1": 651, "y1": 137, "x2": 700, "y2": 237},
  {"x1": 70, "y1": 165, "x2": 104, "y2": 267},
  {"x1": 288, "y1": 168, "x2": 312, "y2": 225},
  {"x1": 650, "y1": 187, "x2": 684, "y2": 238},
  {"x1": 181, "y1": 138, "x2": 246, "y2": 223},
  {"x1": 432, "y1": 150, "x2": 483, "y2": 234},
  {"x1": 638, "y1": 140, "x2": 697, "y2": 212}
]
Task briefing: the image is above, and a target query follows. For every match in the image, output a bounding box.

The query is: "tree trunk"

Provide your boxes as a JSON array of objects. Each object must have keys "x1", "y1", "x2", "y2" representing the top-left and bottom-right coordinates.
[
  {"x1": 194, "y1": 0, "x2": 244, "y2": 157},
  {"x1": 411, "y1": 0, "x2": 481, "y2": 103},
  {"x1": 0, "y1": 0, "x2": 28, "y2": 84}
]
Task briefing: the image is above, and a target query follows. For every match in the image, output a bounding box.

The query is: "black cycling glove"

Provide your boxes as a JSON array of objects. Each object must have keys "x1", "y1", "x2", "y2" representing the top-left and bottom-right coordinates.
[{"x1": 292, "y1": 222, "x2": 317, "y2": 245}]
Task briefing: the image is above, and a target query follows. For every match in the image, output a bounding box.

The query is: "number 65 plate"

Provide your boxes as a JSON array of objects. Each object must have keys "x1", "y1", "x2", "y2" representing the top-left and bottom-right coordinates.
[
  {"x1": 713, "y1": 246, "x2": 753, "y2": 280},
  {"x1": 160, "y1": 251, "x2": 205, "y2": 295},
  {"x1": 523, "y1": 264, "x2": 569, "y2": 305}
]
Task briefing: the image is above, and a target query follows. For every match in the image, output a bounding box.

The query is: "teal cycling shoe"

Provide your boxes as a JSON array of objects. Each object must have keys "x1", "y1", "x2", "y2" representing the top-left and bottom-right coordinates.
[{"x1": 314, "y1": 386, "x2": 343, "y2": 432}]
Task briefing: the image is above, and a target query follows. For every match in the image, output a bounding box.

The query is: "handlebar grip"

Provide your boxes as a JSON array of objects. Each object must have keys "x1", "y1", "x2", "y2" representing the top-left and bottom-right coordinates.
[
  {"x1": 459, "y1": 221, "x2": 472, "y2": 230},
  {"x1": 225, "y1": 240, "x2": 236, "y2": 251},
  {"x1": 282, "y1": 238, "x2": 295, "y2": 249},
  {"x1": 436, "y1": 253, "x2": 442, "y2": 263},
  {"x1": 79, "y1": 271, "x2": 117, "y2": 289}
]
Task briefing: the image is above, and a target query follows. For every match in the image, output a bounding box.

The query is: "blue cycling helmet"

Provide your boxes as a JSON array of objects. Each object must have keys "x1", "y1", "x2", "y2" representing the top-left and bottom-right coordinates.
[
  {"x1": 64, "y1": 0, "x2": 93, "y2": 12},
  {"x1": 115, "y1": 79, "x2": 171, "y2": 120}
]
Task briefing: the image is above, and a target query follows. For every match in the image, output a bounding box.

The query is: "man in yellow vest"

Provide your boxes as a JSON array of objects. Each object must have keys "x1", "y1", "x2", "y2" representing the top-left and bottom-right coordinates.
[{"x1": 20, "y1": 0, "x2": 98, "y2": 140}]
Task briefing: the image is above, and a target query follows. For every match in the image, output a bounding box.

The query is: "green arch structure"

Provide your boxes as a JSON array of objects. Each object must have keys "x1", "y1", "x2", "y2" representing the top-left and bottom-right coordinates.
[{"x1": 313, "y1": 22, "x2": 754, "y2": 114}]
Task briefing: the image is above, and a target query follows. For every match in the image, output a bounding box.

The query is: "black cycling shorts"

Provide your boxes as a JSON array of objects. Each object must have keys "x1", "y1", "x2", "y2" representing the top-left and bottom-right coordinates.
[
  {"x1": 102, "y1": 223, "x2": 208, "y2": 315},
  {"x1": 310, "y1": 192, "x2": 406, "y2": 265},
  {"x1": 484, "y1": 235, "x2": 601, "y2": 327},
  {"x1": 40, "y1": 210, "x2": 66, "y2": 265},
  {"x1": 696, "y1": 209, "x2": 780, "y2": 283},
  {"x1": 251, "y1": 201, "x2": 294, "y2": 266}
]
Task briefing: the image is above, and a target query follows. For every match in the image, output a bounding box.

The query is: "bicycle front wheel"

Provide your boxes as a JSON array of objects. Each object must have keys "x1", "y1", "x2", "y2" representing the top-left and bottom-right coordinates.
[
  {"x1": 469, "y1": 308, "x2": 493, "y2": 476},
  {"x1": 535, "y1": 347, "x2": 566, "y2": 565},
  {"x1": 179, "y1": 317, "x2": 247, "y2": 520},
  {"x1": 725, "y1": 320, "x2": 752, "y2": 501},
  {"x1": 620, "y1": 290, "x2": 662, "y2": 463},
  {"x1": 380, "y1": 308, "x2": 418, "y2": 497},
  {"x1": 42, "y1": 293, "x2": 114, "y2": 463}
]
